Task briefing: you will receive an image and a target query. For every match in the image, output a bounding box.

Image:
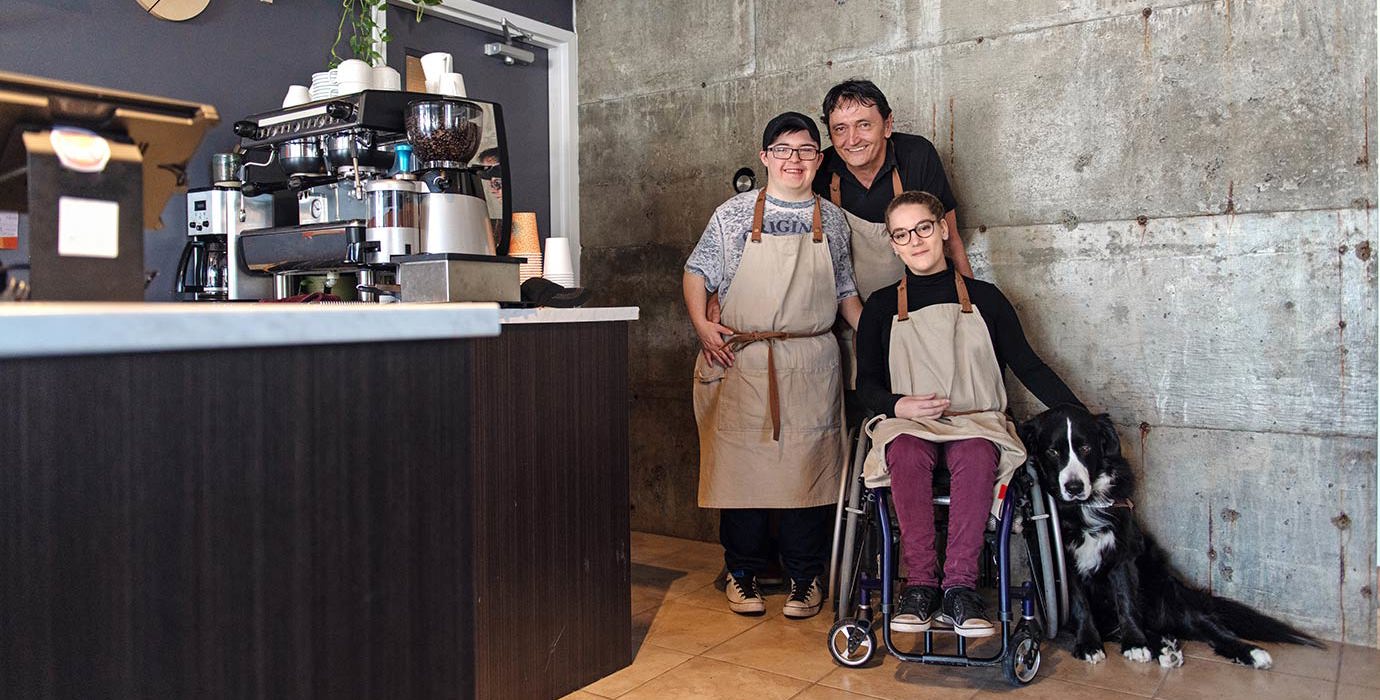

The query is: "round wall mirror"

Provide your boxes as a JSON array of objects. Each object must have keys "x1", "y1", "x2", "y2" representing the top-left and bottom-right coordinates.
[{"x1": 136, "y1": 0, "x2": 212, "y2": 22}]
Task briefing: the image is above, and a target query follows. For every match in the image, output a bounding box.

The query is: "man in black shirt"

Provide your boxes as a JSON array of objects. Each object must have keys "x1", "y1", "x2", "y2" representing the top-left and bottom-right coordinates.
[{"x1": 813, "y1": 79, "x2": 973, "y2": 291}]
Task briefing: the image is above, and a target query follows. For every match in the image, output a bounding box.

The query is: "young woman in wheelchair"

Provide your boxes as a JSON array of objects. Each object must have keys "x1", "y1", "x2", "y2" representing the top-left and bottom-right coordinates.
[{"x1": 854, "y1": 190, "x2": 1082, "y2": 638}]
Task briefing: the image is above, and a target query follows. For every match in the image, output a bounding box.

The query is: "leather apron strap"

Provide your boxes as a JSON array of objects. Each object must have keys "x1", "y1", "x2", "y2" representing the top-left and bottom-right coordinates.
[
  {"x1": 738, "y1": 189, "x2": 827, "y2": 440},
  {"x1": 829, "y1": 168, "x2": 904, "y2": 208}
]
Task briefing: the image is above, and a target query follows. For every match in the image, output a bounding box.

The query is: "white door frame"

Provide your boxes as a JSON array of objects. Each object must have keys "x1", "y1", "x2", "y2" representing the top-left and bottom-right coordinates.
[{"x1": 379, "y1": 0, "x2": 580, "y2": 281}]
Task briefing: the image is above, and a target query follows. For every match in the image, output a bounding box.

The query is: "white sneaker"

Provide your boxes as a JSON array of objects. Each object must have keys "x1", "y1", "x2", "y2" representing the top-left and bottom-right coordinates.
[
  {"x1": 725, "y1": 571, "x2": 765, "y2": 616},
  {"x1": 783, "y1": 577, "x2": 824, "y2": 619}
]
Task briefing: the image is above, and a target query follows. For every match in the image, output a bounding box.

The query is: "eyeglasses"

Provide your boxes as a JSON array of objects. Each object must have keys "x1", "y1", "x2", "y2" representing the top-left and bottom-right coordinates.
[
  {"x1": 888, "y1": 219, "x2": 938, "y2": 245},
  {"x1": 766, "y1": 145, "x2": 820, "y2": 161}
]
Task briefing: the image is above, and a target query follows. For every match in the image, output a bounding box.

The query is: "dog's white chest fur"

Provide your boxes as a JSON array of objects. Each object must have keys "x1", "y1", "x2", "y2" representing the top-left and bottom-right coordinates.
[{"x1": 1072, "y1": 524, "x2": 1116, "y2": 575}]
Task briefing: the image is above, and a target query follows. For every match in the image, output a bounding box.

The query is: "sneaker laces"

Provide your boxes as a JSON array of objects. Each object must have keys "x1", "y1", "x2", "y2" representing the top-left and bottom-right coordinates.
[
  {"x1": 788, "y1": 578, "x2": 816, "y2": 603},
  {"x1": 946, "y1": 587, "x2": 987, "y2": 621},
  {"x1": 730, "y1": 572, "x2": 760, "y2": 598},
  {"x1": 899, "y1": 586, "x2": 938, "y2": 615}
]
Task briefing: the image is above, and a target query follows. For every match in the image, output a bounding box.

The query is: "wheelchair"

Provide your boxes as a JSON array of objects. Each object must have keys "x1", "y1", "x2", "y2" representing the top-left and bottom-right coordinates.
[{"x1": 825, "y1": 416, "x2": 1071, "y2": 686}]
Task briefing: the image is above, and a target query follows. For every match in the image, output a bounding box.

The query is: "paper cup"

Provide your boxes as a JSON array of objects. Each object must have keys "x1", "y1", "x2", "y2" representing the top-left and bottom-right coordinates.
[
  {"x1": 543, "y1": 237, "x2": 573, "y2": 277},
  {"x1": 420, "y1": 52, "x2": 453, "y2": 82},
  {"x1": 509, "y1": 212, "x2": 541, "y2": 255}
]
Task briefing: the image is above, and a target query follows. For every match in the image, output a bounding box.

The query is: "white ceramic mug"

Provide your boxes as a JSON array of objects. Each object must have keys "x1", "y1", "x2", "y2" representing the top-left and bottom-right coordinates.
[
  {"x1": 372, "y1": 65, "x2": 401, "y2": 91},
  {"x1": 336, "y1": 59, "x2": 373, "y2": 87},
  {"x1": 283, "y1": 85, "x2": 311, "y2": 107},
  {"x1": 420, "y1": 52, "x2": 453, "y2": 83},
  {"x1": 437, "y1": 72, "x2": 466, "y2": 97}
]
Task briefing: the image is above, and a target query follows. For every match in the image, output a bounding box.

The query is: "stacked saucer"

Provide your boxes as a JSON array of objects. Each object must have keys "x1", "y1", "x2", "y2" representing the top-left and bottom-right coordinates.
[
  {"x1": 309, "y1": 69, "x2": 338, "y2": 101},
  {"x1": 509, "y1": 212, "x2": 543, "y2": 282}
]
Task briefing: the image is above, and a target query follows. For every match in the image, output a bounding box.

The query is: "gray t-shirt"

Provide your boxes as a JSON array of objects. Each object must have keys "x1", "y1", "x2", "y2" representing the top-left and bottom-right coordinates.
[{"x1": 685, "y1": 190, "x2": 858, "y2": 306}]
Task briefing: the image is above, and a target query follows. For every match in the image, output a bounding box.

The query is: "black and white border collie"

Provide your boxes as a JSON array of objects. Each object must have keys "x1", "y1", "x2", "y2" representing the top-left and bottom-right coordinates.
[{"x1": 1021, "y1": 405, "x2": 1322, "y2": 669}]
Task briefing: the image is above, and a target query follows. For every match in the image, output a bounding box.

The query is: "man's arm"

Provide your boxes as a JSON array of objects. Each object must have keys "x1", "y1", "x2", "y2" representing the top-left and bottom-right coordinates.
[{"x1": 945, "y1": 209, "x2": 973, "y2": 278}]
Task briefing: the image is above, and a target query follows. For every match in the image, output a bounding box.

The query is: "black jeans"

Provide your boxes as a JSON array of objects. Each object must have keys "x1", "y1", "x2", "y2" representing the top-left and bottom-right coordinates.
[{"x1": 720, "y1": 505, "x2": 832, "y2": 581}]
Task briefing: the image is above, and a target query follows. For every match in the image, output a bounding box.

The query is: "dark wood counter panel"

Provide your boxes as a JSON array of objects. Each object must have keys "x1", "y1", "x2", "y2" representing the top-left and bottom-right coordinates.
[{"x1": 0, "y1": 321, "x2": 631, "y2": 699}]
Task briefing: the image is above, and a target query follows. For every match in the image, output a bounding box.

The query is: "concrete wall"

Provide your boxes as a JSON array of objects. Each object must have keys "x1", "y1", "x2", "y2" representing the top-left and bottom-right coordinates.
[{"x1": 576, "y1": 0, "x2": 1378, "y2": 645}]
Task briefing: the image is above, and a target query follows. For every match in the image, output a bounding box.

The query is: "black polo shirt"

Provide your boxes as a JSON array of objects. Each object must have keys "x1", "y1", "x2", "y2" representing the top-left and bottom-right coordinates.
[{"x1": 811, "y1": 131, "x2": 958, "y2": 224}]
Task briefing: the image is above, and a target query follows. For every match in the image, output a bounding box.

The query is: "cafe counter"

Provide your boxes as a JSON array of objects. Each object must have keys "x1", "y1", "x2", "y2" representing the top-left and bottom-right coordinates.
[{"x1": 0, "y1": 302, "x2": 637, "y2": 699}]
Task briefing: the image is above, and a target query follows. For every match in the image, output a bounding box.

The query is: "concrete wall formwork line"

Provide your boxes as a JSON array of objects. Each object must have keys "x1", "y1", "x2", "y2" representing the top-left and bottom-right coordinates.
[{"x1": 575, "y1": 0, "x2": 1379, "y2": 645}]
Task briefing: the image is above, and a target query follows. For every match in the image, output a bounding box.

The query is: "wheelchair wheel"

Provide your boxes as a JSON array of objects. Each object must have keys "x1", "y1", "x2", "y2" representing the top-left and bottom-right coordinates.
[
  {"x1": 1003, "y1": 626, "x2": 1041, "y2": 685},
  {"x1": 832, "y1": 420, "x2": 875, "y2": 621},
  {"x1": 827, "y1": 618, "x2": 877, "y2": 668}
]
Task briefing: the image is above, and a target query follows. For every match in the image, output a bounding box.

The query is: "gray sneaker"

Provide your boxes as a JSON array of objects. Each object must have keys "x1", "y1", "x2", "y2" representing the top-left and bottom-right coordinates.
[
  {"x1": 725, "y1": 571, "x2": 765, "y2": 616},
  {"x1": 891, "y1": 584, "x2": 941, "y2": 633},
  {"x1": 783, "y1": 577, "x2": 824, "y2": 619}
]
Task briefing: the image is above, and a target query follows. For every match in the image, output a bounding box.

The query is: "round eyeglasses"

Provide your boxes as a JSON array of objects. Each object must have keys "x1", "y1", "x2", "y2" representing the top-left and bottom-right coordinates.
[
  {"x1": 888, "y1": 219, "x2": 938, "y2": 245},
  {"x1": 766, "y1": 145, "x2": 820, "y2": 161}
]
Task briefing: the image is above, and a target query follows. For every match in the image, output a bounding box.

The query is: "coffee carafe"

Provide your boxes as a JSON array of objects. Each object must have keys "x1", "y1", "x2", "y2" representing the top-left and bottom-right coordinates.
[{"x1": 175, "y1": 235, "x2": 228, "y2": 300}]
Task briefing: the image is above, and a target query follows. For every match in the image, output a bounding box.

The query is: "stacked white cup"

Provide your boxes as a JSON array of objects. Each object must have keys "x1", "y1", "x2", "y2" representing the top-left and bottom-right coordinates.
[
  {"x1": 337, "y1": 59, "x2": 373, "y2": 94},
  {"x1": 542, "y1": 238, "x2": 575, "y2": 287}
]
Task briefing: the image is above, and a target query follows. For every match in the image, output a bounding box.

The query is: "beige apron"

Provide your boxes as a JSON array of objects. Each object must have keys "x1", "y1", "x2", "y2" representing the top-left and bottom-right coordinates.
[
  {"x1": 694, "y1": 190, "x2": 845, "y2": 509},
  {"x1": 860, "y1": 272, "x2": 1027, "y2": 517},
  {"x1": 831, "y1": 169, "x2": 907, "y2": 389}
]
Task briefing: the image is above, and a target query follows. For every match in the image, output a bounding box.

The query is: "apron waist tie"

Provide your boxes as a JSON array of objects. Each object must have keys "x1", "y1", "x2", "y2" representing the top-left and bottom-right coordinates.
[{"x1": 726, "y1": 328, "x2": 833, "y2": 442}]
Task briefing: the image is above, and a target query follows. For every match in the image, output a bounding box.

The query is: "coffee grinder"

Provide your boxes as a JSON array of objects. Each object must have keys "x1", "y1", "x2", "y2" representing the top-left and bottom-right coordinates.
[{"x1": 407, "y1": 99, "x2": 496, "y2": 255}]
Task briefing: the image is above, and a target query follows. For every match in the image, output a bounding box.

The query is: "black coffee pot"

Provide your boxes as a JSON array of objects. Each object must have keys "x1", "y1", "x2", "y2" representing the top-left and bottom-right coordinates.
[{"x1": 175, "y1": 236, "x2": 228, "y2": 300}]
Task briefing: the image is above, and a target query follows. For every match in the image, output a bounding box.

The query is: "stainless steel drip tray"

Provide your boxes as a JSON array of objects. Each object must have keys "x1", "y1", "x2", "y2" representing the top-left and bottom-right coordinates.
[
  {"x1": 238, "y1": 221, "x2": 365, "y2": 272},
  {"x1": 394, "y1": 253, "x2": 522, "y2": 303}
]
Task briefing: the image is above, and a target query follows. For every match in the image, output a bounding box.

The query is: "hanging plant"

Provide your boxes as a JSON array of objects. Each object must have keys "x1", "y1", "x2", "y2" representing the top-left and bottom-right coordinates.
[{"x1": 331, "y1": 0, "x2": 443, "y2": 67}]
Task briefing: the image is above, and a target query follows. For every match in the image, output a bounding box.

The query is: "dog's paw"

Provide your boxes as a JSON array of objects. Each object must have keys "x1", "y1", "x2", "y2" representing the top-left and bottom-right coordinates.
[
  {"x1": 1248, "y1": 648, "x2": 1273, "y2": 670},
  {"x1": 1074, "y1": 646, "x2": 1106, "y2": 664},
  {"x1": 1157, "y1": 638, "x2": 1184, "y2": 668},
  {"x1": 1122, "y1": 646, "x2": 1153, "y2": 663}
]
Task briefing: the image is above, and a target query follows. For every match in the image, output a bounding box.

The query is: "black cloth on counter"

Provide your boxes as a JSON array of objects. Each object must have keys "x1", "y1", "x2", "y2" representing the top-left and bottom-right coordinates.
[
  {"x1": 812, "y1": 132, "x2": 958, "y2": 223},
  {"x1": 855, "y1": 262, "x2": 1083, "y2": 417}
]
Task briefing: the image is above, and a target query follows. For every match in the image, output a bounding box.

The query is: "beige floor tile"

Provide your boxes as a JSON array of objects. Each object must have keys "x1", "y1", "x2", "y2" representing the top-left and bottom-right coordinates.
[
  {"x1": 1180, "y1": 639, "x2": 1341, "y2": 681},
  {"x1": 632, "y1": 607, "x2": 657, "y2": 651},
  {"x1": 817, "y1": 652, "x2": 982, "y2": 700},
  {"x1": 559, "y1": 692, "x2": 604, "y2": 700},
  {"x1": 581, "y1": 643, "x2": 693, "y2": 698},
  {"x1": 1039, "y1": 644, "x2": 1166, "y2": 697},
  {"x1": 704, "y1": 616, "x2": 843, "y2": 683},
  {"x1": 617, "y1": 656, "x2": 809, "y2": 700},
  {"x1": 790, "y1": 686, "x2": 881, "y2": 699},
  {"x1": 1155, "y1": 654, "x2": 1333, "y2": 700},
  {"x1": 1339, "y1": 643, "x2": 1380, "y2": 689},
  {"x1": 972, "y1": 676, "x2": 1148, "y2": 699},
  {"x1": 631, "y1": 562, "x2": 721, "y2": 599},
  {"x1": 1338, "y1": 682, "x2": 1376, "y2": 700},
  {"x1": 630, "y1": 531, "x2": 692, "y2": 565},
  {"x1": 630, "y1": 582, "x2": 668, "y2": 616},
  {"x1": 642, "y1": 600, "x2": 769, "y2": 655}
]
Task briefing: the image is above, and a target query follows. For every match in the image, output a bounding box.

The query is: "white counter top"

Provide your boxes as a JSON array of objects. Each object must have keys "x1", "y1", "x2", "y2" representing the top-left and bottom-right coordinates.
[
  {"x1": 499, "y1": 306, "x2": 639, "y2": 324},
  {"x1": 0, "y1": 302, "x2": 501, "y2": 359}
]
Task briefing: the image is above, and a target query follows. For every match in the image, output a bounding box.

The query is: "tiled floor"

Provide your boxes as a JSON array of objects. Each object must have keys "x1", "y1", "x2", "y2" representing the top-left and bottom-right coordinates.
[{"x1": 565, "y1": 531, "x2": 1380, "y2": 700}]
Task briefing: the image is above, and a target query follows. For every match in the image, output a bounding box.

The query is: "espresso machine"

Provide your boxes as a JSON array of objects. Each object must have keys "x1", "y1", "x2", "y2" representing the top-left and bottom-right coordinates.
[{"x1": 230, "y1": 90, "x2": 518, "y2": 302}]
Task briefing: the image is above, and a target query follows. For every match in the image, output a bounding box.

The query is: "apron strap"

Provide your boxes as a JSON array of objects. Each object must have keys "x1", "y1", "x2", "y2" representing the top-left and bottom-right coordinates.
[
  {"x1": 896, "y1": 273, "x2": 909, "y2": 322},
  {"x1": 726, "y1": 328, "x2": 833, "y2": 441},
  {"x1": 954, "y1": 271, "x2": 973, "y2": 313},
  {"x1": 752, "y1": 191, "x2": 824, "y2": 244},
  {"x1": 750, "y1": 189, "x2": 767, "y2": 243},
  {"x1": 828, "y1": 161, "x2": 904, "y2": 209}
]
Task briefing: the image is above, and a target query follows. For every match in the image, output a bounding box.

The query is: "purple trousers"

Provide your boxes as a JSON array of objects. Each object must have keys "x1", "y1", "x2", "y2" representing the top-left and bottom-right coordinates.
[{"x1": 886, "y1": 434, "x2": 998, "y2": 589}]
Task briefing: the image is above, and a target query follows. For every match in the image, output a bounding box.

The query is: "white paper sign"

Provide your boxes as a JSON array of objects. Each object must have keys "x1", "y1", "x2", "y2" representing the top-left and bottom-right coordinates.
[
  {"x1": 58, "y1": 197, "x2": 120, "y2": 259},
  {"x1": 0, "y1": 212, "x2": 16, "y2": 238}
]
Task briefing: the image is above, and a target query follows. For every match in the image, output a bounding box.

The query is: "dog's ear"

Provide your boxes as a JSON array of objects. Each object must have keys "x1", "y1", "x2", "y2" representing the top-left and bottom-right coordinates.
[
  {"x1": 1017, "y1": 419, "x2": 1040, "y2": 453},
  {"x1": 1095, "y1": 413, "x2": 1123, "y2": 459}
]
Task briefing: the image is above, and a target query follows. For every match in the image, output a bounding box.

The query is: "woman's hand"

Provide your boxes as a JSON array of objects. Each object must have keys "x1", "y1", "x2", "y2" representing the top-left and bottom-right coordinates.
[
  {"x1": 695, "y1": 318, "x2": 737, "y2": 367},
  {"x1": 894, "y1": 393, "x2": 950, "y2": 420}
]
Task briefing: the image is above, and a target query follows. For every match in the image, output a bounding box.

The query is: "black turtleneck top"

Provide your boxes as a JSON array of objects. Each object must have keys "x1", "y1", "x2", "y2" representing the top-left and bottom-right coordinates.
[{"x1": 855, "y1": 263, "x2": 1083, "y2": 417}]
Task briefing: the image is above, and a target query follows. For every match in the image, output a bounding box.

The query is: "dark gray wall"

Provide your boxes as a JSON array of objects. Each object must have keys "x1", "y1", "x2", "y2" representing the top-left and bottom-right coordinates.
[
  {"x1": 386, "y1": 5, "x2": 551, "y2": 242},
  {"x1": 0, "y1": 0, "x2": 565, "y2": 300}
]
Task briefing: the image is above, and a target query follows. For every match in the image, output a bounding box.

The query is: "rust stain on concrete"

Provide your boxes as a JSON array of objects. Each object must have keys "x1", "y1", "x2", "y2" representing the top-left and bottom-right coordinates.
[{"x1": 1358, "y1": 78, "x2": 1371, "y2": 168}]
